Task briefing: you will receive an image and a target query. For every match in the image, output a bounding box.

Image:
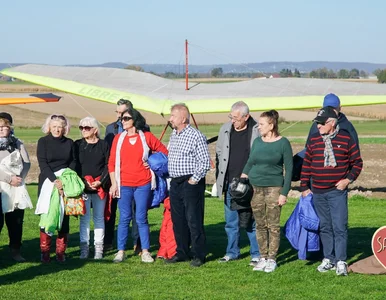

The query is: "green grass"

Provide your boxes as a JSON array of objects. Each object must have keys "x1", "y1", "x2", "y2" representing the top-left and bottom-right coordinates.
[{"x1": 0, "y1": 187, "x2": 385, "y2": 299}]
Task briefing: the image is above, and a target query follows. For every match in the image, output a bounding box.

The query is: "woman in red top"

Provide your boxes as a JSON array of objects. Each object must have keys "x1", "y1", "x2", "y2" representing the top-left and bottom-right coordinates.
[{"x1": 109, "y1": 107, "x2": 168, "y2": 263}]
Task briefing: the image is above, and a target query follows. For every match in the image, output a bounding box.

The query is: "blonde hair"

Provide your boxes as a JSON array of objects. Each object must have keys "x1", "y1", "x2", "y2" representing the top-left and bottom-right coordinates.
[
  {"x1": 79, "y1": 116, "x2": 100, "y2": 137},
  {"x1": 42, "y1": 114, "x2": 70, "y2": 136}
]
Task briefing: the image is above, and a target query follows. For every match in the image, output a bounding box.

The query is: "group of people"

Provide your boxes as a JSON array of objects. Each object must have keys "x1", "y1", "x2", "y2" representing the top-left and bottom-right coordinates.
[
  {"x1": 215, "y1": 93, "x2": 362, "y2": 276},
  {"x1": 0, "y1": 93, "x2": 363, "y2": 274},
  {"x1": 0, "y1": 101, "x2": 210, "y2": 268}
]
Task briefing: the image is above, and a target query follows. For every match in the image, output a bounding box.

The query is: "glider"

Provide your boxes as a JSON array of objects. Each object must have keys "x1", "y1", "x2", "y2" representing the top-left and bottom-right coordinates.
[
  {"x1": 2, "y1": 64, "x2": 386, "y2": 115},
  {"x1": 0, "y1": 92, "x2": 61, "y2": 105}
]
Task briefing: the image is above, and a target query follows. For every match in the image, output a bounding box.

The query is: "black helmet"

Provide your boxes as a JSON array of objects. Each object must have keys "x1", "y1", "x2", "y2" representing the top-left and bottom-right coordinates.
[{"x1": 229, "y1": 177, "x2": 253, "y2": 205}]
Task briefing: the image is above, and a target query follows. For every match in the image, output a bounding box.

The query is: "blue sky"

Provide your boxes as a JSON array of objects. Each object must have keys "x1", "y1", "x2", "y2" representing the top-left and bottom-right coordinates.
[{"x1": 1, "y1": 0, "x2": 385, "y2": 65}]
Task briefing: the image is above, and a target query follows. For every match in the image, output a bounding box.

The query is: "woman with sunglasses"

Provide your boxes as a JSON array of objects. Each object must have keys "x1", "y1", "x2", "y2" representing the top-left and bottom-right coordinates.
[
  {"x1": 241, "y1": 110, "x2": 293, "y2": 273},
  {"x1": 0, "y1": 112, "x2": 31, "y2": 262},
  {"x1": 73, "y1": 117, "x2": 110, "y2": 260},
  {"x1": 35, "y1": 114, "x2": 76, "y2": 263},
  {"x1": 108, "y1": 108, "x2": 168, "y2": 263}
]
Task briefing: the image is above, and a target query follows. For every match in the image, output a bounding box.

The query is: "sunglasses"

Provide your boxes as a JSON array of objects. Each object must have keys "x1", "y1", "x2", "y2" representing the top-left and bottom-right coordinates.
[
  {"x1": 79, "y1": 126, "x2": 93, "y2": 131},
  {"x1": 121, "y1": 116, "x2": 133, "y2": 122},
  {"x1": 51, "y1": 115, "x2": 66, "y2": 121},
  {"x1": 316, "y1": 120, "x2": 332, "y2": 126}
]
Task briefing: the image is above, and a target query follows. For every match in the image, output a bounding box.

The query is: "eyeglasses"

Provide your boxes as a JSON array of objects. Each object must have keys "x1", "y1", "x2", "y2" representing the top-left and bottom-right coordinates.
[
  {"x1": 121, "y1": 116, "x2": 133, "y2": 122},
  {"x1": 79, "y1": 126, "x2": 93, "y2": 131},
  {"x1": 228, "y1": 114, "x2": 243, "y2": 121},
  {"x1": 51, "y1": 115, "x2": 66, "y2": 121}
]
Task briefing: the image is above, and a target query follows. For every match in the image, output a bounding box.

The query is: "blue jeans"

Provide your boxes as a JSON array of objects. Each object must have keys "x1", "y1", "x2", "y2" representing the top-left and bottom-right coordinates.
[
  {"x1": 224, "y1": 189, "x2": 260, "y2": 259},
  {"x1": 313, "y1": 189, "x2": 348, "y2": 262},
  {"x1": 117, "y1": 184, "x2": 152, "y2": 251}
]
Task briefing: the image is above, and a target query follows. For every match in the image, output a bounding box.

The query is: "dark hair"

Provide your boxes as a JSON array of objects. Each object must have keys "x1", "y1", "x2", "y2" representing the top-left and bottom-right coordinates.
[
  {"x1": 260, "y1": 110, "x2": 279, "y2": 137},
  {"x1": 116, "y1": 99, "x2": 133, "y2": 109},
  {"x1": 122, "y1": 107, "x2": 146, "y2": 131}
]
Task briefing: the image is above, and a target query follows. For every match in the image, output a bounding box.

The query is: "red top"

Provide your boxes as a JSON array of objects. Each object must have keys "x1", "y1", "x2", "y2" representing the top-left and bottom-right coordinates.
[{"x1": 108, "y1": 131, "x2": 168, "y2": 187}]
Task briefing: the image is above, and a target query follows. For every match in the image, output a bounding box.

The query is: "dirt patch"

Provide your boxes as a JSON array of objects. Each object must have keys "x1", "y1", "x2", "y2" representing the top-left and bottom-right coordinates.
[{"x1": 204, "y1": 143, "x2": 386, "y2": 199}]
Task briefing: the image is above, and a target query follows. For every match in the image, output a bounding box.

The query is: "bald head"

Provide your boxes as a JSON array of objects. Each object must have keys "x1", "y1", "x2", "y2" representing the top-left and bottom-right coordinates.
[{"x1": 169, "y1": 103, "x2": 191, "y2": 132}]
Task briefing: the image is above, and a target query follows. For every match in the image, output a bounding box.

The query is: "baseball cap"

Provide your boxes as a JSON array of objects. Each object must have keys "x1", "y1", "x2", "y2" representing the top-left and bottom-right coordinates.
[
  {"x1": 313, "y1": 106, "x2": 338, "y2": 124},
  {"x1": 323, "y1": 93, "x2": 340, "y2": 108}
]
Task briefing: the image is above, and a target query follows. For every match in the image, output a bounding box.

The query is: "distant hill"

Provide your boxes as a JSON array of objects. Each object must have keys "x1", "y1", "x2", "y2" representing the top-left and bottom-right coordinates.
[{"x1": 1, "y1": 61, "x2": 386, "y2": 75}]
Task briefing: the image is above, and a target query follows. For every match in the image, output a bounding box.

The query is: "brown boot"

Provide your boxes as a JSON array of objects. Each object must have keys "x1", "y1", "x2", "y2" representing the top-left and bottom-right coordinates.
[
  {"x1": 40, "y1": 231, "x2": 52, "y2": 263},
  {"x1": 10, "y1": 247, "x2": 26, "y2": 263},
  {"x1": 56, "y1": 233, "x2": 68, "y2": 263}
]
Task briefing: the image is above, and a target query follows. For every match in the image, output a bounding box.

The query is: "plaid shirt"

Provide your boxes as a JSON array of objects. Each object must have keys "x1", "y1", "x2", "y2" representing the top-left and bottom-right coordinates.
[{"x1": 168, "y1": 125, "x2": 211, "y2": 181}]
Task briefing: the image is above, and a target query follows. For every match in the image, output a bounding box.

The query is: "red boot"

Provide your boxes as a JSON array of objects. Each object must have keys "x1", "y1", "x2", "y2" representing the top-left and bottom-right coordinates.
[
  {"x1": 56, "y1": 233, "x2": 68, "y2": 263},
  {"x1": 40, "y1": 231, "x2": 51, "y2": 263}
]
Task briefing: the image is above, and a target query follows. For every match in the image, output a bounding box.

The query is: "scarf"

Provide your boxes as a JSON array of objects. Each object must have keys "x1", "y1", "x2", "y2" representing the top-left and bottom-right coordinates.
[{"x1": 322, "y1": 124, "x2": 340, "y2": 167}]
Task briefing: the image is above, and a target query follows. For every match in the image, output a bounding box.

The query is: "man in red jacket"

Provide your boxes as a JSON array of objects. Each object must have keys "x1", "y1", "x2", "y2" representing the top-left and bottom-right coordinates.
[{"x1": 301, "y1": 106, "x2": 363, "y2": 276}]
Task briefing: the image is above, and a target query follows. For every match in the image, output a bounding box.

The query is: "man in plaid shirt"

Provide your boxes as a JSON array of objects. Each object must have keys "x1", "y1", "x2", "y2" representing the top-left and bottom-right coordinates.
[{"x1": 166, "y1": 103, "x2": 210, "y2": 267}]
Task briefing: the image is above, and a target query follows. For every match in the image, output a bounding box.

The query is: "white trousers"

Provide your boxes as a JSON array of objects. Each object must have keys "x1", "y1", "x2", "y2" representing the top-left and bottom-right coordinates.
[{"x1": 79, "y1": 193, "x2": 106, "y2": 245}]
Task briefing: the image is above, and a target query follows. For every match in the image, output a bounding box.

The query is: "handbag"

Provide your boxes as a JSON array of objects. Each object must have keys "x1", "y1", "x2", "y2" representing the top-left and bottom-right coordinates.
[{"x1": 64, "y1": 194, "x2": 87, "y2": 216}]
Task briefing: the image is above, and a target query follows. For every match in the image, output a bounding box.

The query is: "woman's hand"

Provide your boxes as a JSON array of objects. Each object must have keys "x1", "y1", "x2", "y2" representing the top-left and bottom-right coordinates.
[
  {"x1": 91, "y1": 181, "x2": 101, "y2": 189},
  {"x1": 10, "y1": 175, "x2": 22, "y2": 187},
  {"x1": 143, "y1": 160, "x2": 150, "y2": 169},
  {"x1": 54, "y1": 179, "x2": 63, "y2": 190},
  {"x1": 109, "y1": 183, "x2": 118, "y2": 198},
  {"x1": 240, "y1": 173, "x2": 248, "y2": 179},
  {"x1": 301, "y1": 189, "x2": 312, "y2": 198},
  {"x1": 278, "y1": 195, "x2": 287, "y2": 206}
]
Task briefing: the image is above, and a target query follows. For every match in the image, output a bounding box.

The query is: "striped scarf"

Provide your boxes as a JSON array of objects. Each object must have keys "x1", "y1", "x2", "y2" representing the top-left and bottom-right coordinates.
[{"x1": 322, "y1": 124, "x2": 340, "y2": 167}]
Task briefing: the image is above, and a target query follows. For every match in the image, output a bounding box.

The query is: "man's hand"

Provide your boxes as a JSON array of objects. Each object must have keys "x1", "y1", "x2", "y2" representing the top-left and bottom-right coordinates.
[
  {"x1": 336, "y1": 178, "x2": 351, "y2": 190},
  {"x1": 240, "y1": 173, "x2": 248, "y2": 179},
  {"x1": 10, "y1": 175, "x2": 22, "y2": 187},
  {"x1": 302, "y1": 189, "x2": 312, "y2": 198},
  {"x1": 188, "y1": 177, "x2": 198, "y2": 185}
]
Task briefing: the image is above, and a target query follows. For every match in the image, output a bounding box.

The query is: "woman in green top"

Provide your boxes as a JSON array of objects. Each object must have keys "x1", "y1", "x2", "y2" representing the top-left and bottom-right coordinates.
[{"x1": 241, "y1": 110, "x2": 293, "y2": 273}]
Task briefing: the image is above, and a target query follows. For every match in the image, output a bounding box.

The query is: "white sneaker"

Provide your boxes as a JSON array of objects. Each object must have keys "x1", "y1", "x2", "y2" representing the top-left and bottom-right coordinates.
[
  {"x1": 253, "y1": 258, "x2": 267, "y2": 271},
  {"x1": 249, "y1": 257, "x2": 261, "y2": 267},
  {"x1": 336, "y1": 261, "x2": 348, "y2": 276},
  {"x1": 219, "y1": 255, "x2": 237, "y2": 263},
  {"x1": 113, "y1": 251, "x2": 126, "y2": 263},
  {"x1": 317, "y1": 258, "x2": 335, "y2": 272},
  {"x1": 141, "y1": 252, "x2": 154, "y2": 263},
  {"x1": 264, "y1": 259, "x2": 277, "y2": 273}
]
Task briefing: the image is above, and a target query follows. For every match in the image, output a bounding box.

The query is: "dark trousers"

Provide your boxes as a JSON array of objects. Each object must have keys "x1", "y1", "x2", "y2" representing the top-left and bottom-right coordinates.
[
  {"x1": 170, "y1": 177, "x2": 206, "y2": 261},
  {"x1": 313, "y1": 189, "x2": 348, "y2": 262},
  {"x1": 0, "y1": 207, "x2": 25, "y2": 249},
  {"x1": 104, "y1": 197, "x2": 140, "y2": 247}
]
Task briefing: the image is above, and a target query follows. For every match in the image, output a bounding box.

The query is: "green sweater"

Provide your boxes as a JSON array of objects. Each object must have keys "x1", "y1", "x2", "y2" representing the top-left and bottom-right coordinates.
[{"x1": 242, "y1": 137, "x2": 293, "y2": 196}]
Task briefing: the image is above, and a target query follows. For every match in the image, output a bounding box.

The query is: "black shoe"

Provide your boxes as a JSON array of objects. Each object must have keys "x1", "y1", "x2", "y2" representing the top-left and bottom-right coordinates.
[
  {"x1": 190, "y1": 258, "x2": 205, "y2": 267},
  {"x1": 165, "y1": 255, "x2": 189, "y2": 264}
]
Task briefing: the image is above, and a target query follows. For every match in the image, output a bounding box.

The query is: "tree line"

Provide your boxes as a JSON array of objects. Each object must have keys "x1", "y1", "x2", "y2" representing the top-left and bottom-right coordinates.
[{"x1": 124, "y1": 65, "x2": 386, "y2": 83}]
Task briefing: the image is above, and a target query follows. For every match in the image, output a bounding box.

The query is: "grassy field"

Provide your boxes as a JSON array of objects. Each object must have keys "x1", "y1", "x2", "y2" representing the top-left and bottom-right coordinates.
[
  {"x1": 14, "y1": 120, "x2": 386, "y2": 144},
  {"x1": 0, "y1": 187, "x2": 385, "y2": 299}
]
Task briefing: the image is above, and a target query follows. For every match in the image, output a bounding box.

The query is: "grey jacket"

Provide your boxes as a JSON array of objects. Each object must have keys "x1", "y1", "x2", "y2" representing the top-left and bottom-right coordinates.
[
  {"x1": 0, "y1": 139, "x2": 30, "y2": 184},
  {"x1": 215, "y1": 119, "x2": 259, "y2": 198}
]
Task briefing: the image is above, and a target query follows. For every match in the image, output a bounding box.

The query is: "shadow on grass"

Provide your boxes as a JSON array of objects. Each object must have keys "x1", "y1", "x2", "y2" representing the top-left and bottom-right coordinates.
[{"x1": 0, "y1": 232, "x2": 92, "y2": 286}]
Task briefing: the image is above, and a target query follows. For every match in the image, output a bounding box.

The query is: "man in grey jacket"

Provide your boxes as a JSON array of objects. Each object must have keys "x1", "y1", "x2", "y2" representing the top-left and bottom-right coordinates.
[{"x1": 216, "y1": 101, "x2": 260, "y2": 265}]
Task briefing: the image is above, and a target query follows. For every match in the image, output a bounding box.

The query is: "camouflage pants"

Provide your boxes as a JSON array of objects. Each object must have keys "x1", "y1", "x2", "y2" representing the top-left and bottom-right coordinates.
[{"x1": 251, "y1": 187, "x2": 282, "y2": 260}]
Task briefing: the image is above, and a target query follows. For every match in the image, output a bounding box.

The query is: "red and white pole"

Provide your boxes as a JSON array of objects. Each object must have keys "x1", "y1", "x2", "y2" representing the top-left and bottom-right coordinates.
[{"x1": 185, "y1": 39, "x2": 189, "y2": 90}]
